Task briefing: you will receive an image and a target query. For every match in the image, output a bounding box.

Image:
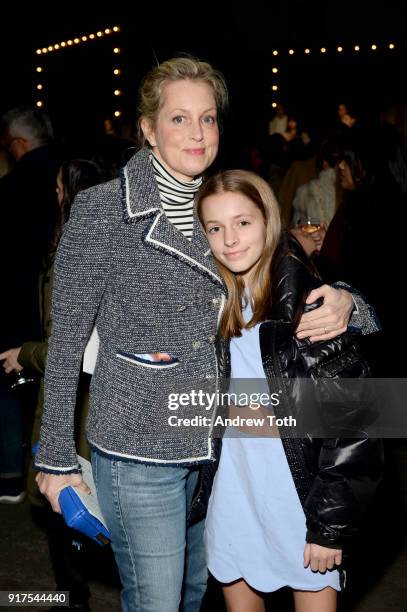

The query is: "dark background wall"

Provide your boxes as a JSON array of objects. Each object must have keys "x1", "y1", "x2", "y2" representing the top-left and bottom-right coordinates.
[{"x1": 2, "y1": 2, "x2": 406, "y2": 152}]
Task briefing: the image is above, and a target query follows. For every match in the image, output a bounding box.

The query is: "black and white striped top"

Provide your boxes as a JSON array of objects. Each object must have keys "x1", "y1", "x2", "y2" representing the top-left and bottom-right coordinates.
[{"x1": 151, "y1": 153, "x2": 202, "y2": 240}]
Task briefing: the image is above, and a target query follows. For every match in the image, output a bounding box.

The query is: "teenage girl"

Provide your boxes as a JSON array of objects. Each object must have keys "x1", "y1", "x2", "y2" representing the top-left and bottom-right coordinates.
[{"x1": 196, "y1": 170, "x2": 383, "y2": 612}]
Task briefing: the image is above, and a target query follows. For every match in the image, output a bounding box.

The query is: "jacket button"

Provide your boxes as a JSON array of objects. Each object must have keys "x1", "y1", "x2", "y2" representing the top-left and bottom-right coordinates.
[
  {"x1": 208, "y1": 335, "x2": 216, "y2": 343},
  {"x1": 176, "y1": 305, "x2": 187, "y2": 311},
  {"x1": 212, "y1": 297, "x2": 221, "y2": 307},
  {"x1": 205, "y1": 374, "x2": 215, "y2": 380},
  {"x1": 192, "y1": 341, "x2": 201, "y2": 349}
]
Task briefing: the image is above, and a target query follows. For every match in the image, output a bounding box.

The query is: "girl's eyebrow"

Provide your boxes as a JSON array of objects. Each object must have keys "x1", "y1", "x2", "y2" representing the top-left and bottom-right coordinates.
[{"x1": 205, "y1": 213, "x2": 254, "y2": 224}]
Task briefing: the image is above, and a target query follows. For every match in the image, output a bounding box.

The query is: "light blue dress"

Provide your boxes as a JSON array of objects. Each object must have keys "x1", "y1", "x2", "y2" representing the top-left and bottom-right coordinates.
[{"x1": 204, "y1": 298, "x2": 340, "y2": 593}]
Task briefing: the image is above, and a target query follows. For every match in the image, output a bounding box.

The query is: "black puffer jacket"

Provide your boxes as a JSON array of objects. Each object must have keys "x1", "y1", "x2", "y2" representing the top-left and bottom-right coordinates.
[{"x1": 190, "y1": 233, "x2": 383, "y2": 551}]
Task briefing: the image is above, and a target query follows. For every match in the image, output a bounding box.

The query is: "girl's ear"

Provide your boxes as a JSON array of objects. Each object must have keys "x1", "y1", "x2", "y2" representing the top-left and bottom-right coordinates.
[{"x1": 140, "y1": 118, "x2": 157, "y2": 147}]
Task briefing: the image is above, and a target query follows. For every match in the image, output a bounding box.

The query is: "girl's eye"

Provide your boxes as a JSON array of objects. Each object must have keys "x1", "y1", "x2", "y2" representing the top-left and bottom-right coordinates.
[
  {"x1": 202, "y1": 115, "x2": 217, "y2": 125},
  {"x1": 207, "y1": 226, "x2": 220, "y2": 234},
  {"x1": 172, "y1": 115, "x2": 186, "y2": 124},
  {"x1": 239, "y1": 220, "x2": 250, "y2": 227}
]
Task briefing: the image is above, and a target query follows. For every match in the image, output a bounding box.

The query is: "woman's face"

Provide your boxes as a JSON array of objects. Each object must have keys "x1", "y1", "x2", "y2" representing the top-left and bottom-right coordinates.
[
  {"x1": 337, "y1": 160, "x2": 355, "y2": 190},
  {"x1": 200, "y1": 191, "x2": 266, "y2": 287},
  {"x1": 56, "y1": 170, "x2": 64, "y2": 206},
  {"x1": 141, "y1": 79, "x2": 219, "y2": 182}
]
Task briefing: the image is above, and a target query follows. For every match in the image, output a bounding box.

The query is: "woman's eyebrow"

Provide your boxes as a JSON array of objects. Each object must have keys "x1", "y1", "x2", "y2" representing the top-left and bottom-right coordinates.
[{"x1": 169, "y1": 107, "x2": 217, "y2": 113}]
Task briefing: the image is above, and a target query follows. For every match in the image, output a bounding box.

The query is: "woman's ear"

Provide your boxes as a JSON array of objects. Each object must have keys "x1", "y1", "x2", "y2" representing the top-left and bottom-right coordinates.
[{"x1": 140, "y1": 118, "x2": 156, "y2": 147}]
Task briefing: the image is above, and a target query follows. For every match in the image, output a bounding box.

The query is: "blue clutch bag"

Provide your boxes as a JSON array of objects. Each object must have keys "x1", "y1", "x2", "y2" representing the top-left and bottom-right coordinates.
[{"x1": 33, "y1": 443, "x2": 110, "y2": 546}]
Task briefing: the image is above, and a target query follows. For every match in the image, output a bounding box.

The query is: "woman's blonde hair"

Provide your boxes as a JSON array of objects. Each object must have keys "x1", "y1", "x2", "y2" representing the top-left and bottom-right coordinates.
[
  {"x1": 137, "y1": 56, "x2": 228, "y2": 146},
  {"x1": 196, "y1": 170, "x2": 282, "y2": 338}
]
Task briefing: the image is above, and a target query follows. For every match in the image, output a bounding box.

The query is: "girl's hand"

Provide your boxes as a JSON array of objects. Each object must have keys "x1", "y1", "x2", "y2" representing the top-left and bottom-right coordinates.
[
  {"x1": 296, "y1": 285, "x2": 353, "y2": 342},
  {"x1": 304, "y1": 543, "x2": 342, "y2": 573},
  {"x1": 0, "y1": 347, "x2": 23, "y2": 374}
]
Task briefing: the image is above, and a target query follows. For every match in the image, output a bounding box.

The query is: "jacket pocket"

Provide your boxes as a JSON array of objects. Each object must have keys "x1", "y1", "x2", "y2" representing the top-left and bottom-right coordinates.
[{"x1": 116, "y1": 350, "x2": 180, "y2": 369}]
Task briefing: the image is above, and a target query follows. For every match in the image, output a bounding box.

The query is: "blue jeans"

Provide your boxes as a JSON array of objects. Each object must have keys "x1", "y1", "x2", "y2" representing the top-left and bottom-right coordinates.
[{"x1": 91, "y1": 451, "x2": 208, "y2": 612}]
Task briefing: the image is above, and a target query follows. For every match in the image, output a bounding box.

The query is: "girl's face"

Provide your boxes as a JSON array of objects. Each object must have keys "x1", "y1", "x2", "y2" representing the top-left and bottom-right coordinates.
[
  {"x1": 200, "y1": 191, "x2": 266, "y2": 287},
  {"x1": 141, "y1": 79, "x2": 219, "y2": 182},
  {"x1": 56, "y1": 170, "x2": 64, "y2": 206}
]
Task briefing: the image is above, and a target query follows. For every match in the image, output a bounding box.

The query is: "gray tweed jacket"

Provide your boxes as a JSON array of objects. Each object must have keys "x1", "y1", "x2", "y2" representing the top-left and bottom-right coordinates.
[{"x1": 35, "y1": 148, "x2": 227, "y2": 473}]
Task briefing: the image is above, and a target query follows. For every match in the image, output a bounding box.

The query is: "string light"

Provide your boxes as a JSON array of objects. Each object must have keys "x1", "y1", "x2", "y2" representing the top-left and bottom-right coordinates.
[
  {"x1": 337, "y1": 46, "x2": 343, "y2": 52},
  {"x1": 304, "y1": 48, "x2": 310, "y2": 54},
  {"x1": 272, "y1": 50, "x2": 279, "y2": 56},
  {"x1": 272, "y1": 67, "x2": 278, "y2": 73},
  {"x1": 36, "y1": 101, "x2": 43, "y2": 108},
  {"x1": 320, "y1": 47, "x2": 327, "y2": 53},
  {"x1": 271, "y1": 102, "x2": 277, "y2": 108},
  {"x1": 354, "y1": 45, "x2": 360, "y2": 51},
  {"x1": 271, "y1": 85, "x2": 278, "y2": 91},
  {"x1": 288, "y1": 49, "x2": 294, "y2": 55},
  {"x1": 114, "y1": 110, "x2": 122, "y2": 117},
  {"x1": 371, "y1": 44, "x2": 377, "y2": 50},
  {"x1": 113, "y1": 47, "x2": 121, "y2": 54},
  {"x1": 114, "y1": 68, "x2": 121, "y2": 75},
  {"x1": 389, "y1": 43, "x2": 395, "y2": 49},
  {"x1": 36, "y1": 66, "x2": 43, "y2": 72},
  {"x1": 33, "y1": 26, "x2": 120, "y2": 54},
  {"x1": 114, "y1": 89, "x2": 122, "y2": 96},
  {"x1": 36, "y1": 84, "x2": 43, "y2": 90}
]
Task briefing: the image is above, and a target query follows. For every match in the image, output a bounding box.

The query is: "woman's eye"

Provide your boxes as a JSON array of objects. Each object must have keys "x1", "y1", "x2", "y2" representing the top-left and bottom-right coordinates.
[
  {"x1": 202, "y1": 115, "x2": 216, "y2": 125},
  {"x1": 172, "y1": 115, "x2": 186, "y2": 124}
]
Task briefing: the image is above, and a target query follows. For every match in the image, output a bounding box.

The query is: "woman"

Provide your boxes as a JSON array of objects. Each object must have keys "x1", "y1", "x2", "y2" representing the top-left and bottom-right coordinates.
[
  {"x1": 34, "y1": 57, "x2": 377, "y2": 612},
  {"x1": 197, "y1": 170, "x2": 383, "y2": 612}
]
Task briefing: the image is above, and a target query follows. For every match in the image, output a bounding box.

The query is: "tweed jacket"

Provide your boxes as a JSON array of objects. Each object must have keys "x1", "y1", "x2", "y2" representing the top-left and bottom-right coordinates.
[{"x1": 34, "y1": 148, "x2": 227, "y2": 473}]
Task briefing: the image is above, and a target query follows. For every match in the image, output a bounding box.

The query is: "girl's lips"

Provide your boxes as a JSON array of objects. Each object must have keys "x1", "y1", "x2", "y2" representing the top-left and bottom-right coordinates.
[{"x1": 224, "y1": 249, "x2": 248, "y2": 259}]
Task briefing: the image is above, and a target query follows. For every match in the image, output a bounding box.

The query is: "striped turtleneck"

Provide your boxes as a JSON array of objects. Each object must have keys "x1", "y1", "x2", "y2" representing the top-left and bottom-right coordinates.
[{"x1": 151, "y1": 153, "x2": 202, "y2": 240}]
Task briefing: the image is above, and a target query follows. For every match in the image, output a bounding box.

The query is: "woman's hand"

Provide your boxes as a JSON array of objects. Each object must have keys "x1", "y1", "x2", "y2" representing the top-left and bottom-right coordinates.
[
  {"x1": 36, "y1": 472, "x2": 91, "y2": 513},
  {"x1": 304, "y1": 543, "x2": 342, "y2": 572},
  {"x1": 296, "y1": 285, "x2": 353, "y2": 342},
  {"x1": 0, "y1": 347, "x2": 23, "y2": 374}
]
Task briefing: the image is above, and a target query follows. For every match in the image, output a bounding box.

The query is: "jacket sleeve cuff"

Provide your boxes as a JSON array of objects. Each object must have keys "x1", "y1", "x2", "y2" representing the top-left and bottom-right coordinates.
[
  {"x1": 331, "y1": 281, "x2": 381, "y2": 335},
  {"x1": 306, "y1": 529, "x2": 343, "y2": 550},
  {"x1": 33, "y1": 461, "x2": 82, "y2": 475}
]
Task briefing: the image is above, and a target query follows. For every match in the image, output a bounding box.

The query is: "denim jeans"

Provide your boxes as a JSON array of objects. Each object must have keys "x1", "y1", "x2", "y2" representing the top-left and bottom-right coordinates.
[{"x1": 91, "y1": 451, "x2": 208, "y2": 612}]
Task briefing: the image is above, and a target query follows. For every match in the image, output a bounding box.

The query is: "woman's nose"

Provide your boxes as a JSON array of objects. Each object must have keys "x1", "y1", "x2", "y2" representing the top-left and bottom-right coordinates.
[{"x1": 190, "y1": 120, "x2": 204, "y2": 141}]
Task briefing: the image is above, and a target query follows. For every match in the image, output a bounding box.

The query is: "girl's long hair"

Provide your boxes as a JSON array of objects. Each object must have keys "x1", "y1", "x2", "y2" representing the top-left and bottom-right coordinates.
[{"x1": 196, "y1": 170, "x2": 281, "y2": 338}]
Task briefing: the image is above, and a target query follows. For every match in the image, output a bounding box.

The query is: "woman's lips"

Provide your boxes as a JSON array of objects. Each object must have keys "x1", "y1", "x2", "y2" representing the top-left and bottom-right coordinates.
[{"x1": 186, "y1": 148, "x2": 205, "y2": 155}]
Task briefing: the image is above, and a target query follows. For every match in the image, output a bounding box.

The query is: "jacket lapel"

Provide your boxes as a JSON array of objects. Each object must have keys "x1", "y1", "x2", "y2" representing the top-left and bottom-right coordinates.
[{"x1": 120, "y1": 148, "x2": 225, "y2": 291}]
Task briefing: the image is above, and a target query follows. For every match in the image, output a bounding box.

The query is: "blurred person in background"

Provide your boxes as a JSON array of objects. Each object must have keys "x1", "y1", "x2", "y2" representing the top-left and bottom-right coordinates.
[{"x1": 0, "y1": 106, "x2": 62, "y2": 503}]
